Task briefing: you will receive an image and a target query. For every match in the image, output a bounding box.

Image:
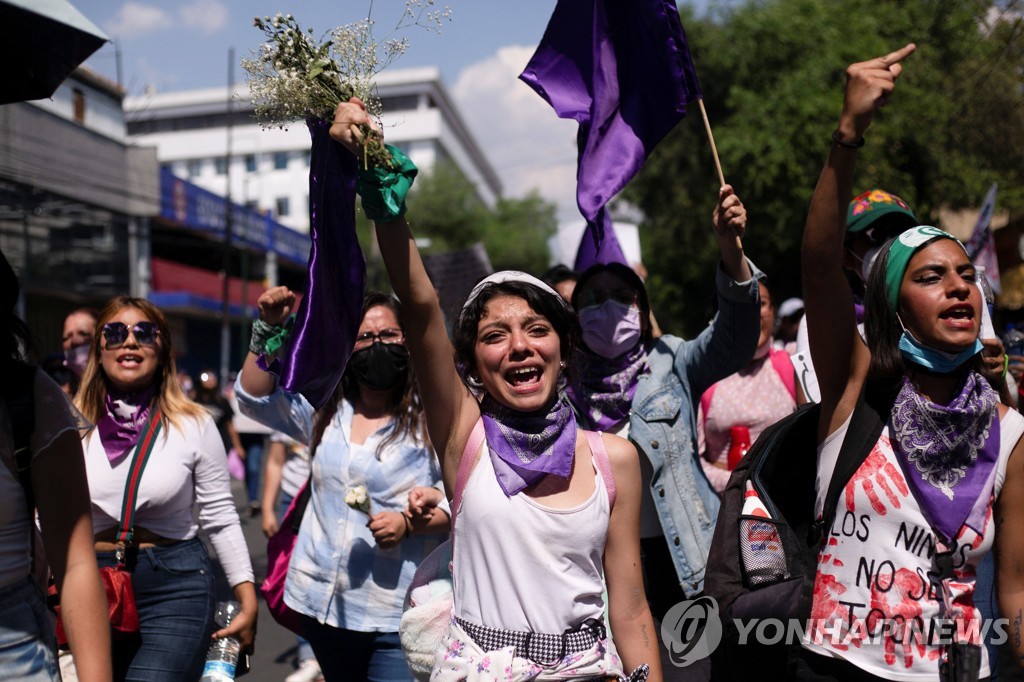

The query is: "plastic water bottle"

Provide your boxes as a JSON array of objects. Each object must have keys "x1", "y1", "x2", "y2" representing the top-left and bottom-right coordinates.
[
  {"x1": 200, "y1": 601, "x2": 242, "y2": 682},
  {"x1": 1005, "y1": 326, "x2": 1024, "y2": 358}
]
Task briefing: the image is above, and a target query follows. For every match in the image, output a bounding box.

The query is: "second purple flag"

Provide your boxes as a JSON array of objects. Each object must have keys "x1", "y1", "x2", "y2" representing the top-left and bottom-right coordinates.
[{"x1": 520, "y1": 0, "x2": 703, "y2": 270}]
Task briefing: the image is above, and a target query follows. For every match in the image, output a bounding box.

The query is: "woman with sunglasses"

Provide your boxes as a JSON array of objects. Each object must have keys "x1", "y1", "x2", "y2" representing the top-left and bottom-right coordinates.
[
  {"x1": 236, "y1": 289, "x2": 448, "y2": 681},
  {"x1": 74, "y1": 297, "x2": 256, "y2": 680},
  {"x1": 798, "y1": 44, "x2": 1024, "y2": 680},
  {"x1": 328, "y1": 99, "x2": 662, "y2": 680}
]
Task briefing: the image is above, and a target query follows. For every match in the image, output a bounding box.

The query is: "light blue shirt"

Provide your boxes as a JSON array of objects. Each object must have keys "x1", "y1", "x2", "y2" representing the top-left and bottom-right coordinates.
[{"x1": 234, "y1": 381, "x2": 445, "y2": 631}]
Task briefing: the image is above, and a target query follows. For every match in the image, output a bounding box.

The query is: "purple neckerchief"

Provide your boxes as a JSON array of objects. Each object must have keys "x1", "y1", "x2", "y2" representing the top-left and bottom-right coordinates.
[
  {"x1": 97, "y1": 385, "x2": 157, "y2": 465},
  {"x1": 480, "y1": 392, "x2": 577, "y2": 497},
  {"x1": 566, "y1": 343, "x2": 649, "y2": 431},
  {"x1": 890, "y1": 371, "x2": 999, "y2": 543}
]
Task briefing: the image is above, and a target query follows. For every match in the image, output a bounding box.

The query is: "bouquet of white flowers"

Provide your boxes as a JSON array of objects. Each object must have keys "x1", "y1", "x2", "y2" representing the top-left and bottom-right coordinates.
[{"x1": 243, "y1": 3, "x2": 450, "y2": 169}]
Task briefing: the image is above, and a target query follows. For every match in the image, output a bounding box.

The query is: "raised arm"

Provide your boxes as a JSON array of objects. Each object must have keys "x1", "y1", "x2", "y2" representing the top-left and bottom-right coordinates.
[
  {"x1": 238, "y1": 286, "x2": 295, "y2": 398},
  {"x1": 329, "y1": 98, "x2": 479, "y2": 492},
  {"x1": 802, "y1": 44, "x2": 915, "y2": 435},
  {"x1": 712, "y1": 184, "x2": 751, "y2": 283}
]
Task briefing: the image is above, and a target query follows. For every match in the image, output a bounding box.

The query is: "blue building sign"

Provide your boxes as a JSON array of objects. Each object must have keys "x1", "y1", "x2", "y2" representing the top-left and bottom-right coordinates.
[{"x1": 160, "y1": 168, "x2": 310, "y2": 266}]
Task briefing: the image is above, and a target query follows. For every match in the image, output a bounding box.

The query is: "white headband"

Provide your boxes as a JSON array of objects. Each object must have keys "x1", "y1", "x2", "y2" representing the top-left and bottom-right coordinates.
[{"x1": 461, "y1": 270, "x2": 568, "y2": 315}]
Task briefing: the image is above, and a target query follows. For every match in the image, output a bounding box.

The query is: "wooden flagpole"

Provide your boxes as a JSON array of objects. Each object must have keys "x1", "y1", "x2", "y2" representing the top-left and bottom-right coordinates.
[{"x1": 698, "y1": 98, "x2": 741, "y2": 249}]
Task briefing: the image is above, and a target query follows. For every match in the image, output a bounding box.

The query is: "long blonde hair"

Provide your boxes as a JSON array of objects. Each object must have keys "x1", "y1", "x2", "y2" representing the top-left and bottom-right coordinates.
[{"x1": 75, "y1": 297, "x2": 206, "y2": 435}]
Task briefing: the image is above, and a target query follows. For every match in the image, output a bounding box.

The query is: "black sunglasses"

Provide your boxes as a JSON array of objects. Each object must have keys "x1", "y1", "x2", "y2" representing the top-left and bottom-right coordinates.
[{"x1": 102, "y1": 321, "x2": 160, "y2": 349}]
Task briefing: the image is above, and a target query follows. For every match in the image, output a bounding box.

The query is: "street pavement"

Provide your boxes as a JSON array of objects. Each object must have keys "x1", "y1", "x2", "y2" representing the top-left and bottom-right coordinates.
[{"x1": 205, "y1": 478, "x2": 308, "y2": 682}]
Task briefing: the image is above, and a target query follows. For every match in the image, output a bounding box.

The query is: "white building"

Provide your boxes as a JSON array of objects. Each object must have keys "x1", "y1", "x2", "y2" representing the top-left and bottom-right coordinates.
[{"x1": 124, "y1": 67, "x2": 501, "y2": 233}]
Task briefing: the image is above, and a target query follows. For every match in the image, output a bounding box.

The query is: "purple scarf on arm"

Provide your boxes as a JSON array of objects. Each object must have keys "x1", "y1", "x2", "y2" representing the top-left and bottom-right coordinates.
[
  {"x1": 566, "y1": 344, "x2": 649, "y2": 431},
  {"x1": 480, "y1": 392, "x2": 578, "y2": 497},
  {"x1": 97, "y1": 385, "x2": 157, "y2": 465},
  {"x1": 890, "y1": 371, "x2": 1000, "y2": 543}
]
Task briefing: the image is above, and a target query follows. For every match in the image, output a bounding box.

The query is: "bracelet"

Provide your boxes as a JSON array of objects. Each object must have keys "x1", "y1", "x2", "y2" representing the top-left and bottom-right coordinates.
[
  {"x1": 356, "y1": 144, "x2": 418, "y2": 223},
  {"x1": 402, "y1": 513, "x2": 414, "y2": 539},
  {"x1": 1003, "y1": 353, "x2": 1010, "y2": 379},
  {"x1": 831, "y1": 130, "x2": 865, "y2": 149},
  {"x1": 249, "y1": 317, "x2": 293, "y2": 356}
]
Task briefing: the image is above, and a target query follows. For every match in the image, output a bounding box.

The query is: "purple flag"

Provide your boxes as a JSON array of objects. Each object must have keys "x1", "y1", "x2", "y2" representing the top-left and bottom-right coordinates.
[
  {"x1": 278, "y1": 119, "x2": 366, "y2": 410},
  {"x1": 574, "y1": 219, "x2": 626, "y2": 272},
  {"x1": 520, "y1": 0, "x2": 702, "y2": 267}
]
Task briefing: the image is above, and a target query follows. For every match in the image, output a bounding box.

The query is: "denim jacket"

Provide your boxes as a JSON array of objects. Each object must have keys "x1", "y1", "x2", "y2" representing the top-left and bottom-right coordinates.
[{"x1": 629, "y1": 259, "x2": 762, "y2": 596}]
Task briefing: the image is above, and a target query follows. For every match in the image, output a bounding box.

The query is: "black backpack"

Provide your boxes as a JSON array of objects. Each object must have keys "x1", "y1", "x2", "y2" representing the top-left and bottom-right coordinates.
[{"x1": 704, "y1": 386, "x2": 891, "y2": 680}]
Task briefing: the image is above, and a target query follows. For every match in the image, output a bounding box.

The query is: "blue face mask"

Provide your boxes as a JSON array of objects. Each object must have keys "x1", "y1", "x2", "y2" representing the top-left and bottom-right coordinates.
[{"x1": 898, "y1": 330, "x2": 982, "y2": 374}]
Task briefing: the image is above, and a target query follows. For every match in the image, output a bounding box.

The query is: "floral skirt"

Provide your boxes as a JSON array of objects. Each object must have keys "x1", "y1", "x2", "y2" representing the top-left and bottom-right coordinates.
[{"x1": 430, "y1": 616, "x2": 649, "y2": 681}]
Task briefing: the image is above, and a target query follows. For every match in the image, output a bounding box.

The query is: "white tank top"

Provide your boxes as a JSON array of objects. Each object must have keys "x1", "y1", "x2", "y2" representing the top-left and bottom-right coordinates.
[
  {"x1": 452, "y1": 443, "x2": 610, "y2": 634},
  {"x1": 802, "y1": 408, "x2": 1024, "y2": 680}
]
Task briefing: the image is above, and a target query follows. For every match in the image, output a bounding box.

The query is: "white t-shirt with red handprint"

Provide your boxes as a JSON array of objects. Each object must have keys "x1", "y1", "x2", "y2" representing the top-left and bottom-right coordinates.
[{"x1": 801, "y1": 408, "x2": 1024, "y2": 680}]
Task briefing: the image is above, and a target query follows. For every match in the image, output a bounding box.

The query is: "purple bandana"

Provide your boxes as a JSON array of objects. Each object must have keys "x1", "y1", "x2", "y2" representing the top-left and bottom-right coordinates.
[
  {"x1": 566, "y1": 343, "x2": 649, "y2": 430},
  {"x1": 890, "y1": 371, "x2": 999, "y2": 543},
  {"x1": 480, "y1": 391, "x2": 577, "y2": 497},
  {"x1": 97, "y1": 385, "x2": 157, "y2": 465}
]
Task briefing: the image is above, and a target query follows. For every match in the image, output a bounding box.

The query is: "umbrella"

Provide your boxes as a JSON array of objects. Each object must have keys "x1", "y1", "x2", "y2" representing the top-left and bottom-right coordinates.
[{"x1": 1, "y1": 0, "x2": 108, "y2": 105}]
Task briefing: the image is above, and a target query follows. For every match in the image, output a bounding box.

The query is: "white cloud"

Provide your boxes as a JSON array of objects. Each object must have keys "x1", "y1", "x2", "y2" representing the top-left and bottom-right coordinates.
[
  {"x1": 179, "y1": 0, "x2": 228, "y2": 34},
  {"x1": 452, "y1": 45, "x2": 580, "y2": 223},
  {"x1": 105, "y1": 2, "x2": 173, "y2": 39}
]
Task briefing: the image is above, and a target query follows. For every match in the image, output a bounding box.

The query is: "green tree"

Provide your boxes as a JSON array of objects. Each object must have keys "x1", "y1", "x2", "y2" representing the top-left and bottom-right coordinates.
[
  {"x1": 627, "y1": 0, "x2": 1024, "y2": 336},
  {"x1": 356, "y1": 160, "x2": 556, "y2": 286},
  {"x1": 481, "y1": 192, "x2": 557, "y2": 273}
]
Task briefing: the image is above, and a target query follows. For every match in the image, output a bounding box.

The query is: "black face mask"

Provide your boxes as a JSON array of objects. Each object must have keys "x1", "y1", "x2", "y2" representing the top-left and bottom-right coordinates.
[{"x1": 348, "y1": 343, "x2": 409, "y2": 391}]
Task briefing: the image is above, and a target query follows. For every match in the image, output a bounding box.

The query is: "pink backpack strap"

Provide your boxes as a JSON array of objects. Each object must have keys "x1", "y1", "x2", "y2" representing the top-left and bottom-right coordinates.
[
  {"x1": 769, "y1": 348, "x2": 797, "y2": 401},
  {"x1": 450, "y1": 417, "x2": 485, "y2": 532},
  {"x1": 699, "y1": 384, "x2": 715, "y2": 434},
  {"x1": 584, "y1": 430, "x2": 616, "y2": 509}
]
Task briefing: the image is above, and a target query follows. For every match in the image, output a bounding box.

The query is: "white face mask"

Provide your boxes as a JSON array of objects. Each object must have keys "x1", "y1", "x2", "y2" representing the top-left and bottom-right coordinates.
[
  {"x1": 860, "y1": 245, "x2": 882, "y2": 283},
  {"x1": 64, "y1": 343, "x2": 90, "y2": 377}
]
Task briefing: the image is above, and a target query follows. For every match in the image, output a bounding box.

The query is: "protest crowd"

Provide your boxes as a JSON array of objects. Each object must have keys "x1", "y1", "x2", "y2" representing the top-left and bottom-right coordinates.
[{"x1": 5, "y1": 4, "x2": 1024, "y2": 682}]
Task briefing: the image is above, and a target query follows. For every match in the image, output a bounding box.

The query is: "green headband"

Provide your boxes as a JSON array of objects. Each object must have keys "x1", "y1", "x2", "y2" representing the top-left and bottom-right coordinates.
[{"x1": 884, "y1": 226, "x2": 965, "y2": 313}]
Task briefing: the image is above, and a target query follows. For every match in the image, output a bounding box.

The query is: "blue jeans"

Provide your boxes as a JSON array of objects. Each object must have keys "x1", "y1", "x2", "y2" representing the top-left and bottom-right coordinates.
[
  {"x1": 240, "y1": 434, "x2": 266, "y2": 504},
  {"x1": 300, "y1": 618, "x2": 411, "y2": 682},
  {"x1": 97, "y1": 537, "x2": 216, "y2": 681},
  {"x1": 0, "y1": 578, "x2": 58, "y2": 681}
]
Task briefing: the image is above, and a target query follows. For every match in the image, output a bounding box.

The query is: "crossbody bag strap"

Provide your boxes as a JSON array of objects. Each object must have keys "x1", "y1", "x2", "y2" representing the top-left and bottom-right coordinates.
[
  {"x1": 813, "y1": 387, "x2": 888, "y2": 543},
  {"x1": 583, "y1": 430, "x2": 616, "y2": 509},
  {"x1": 116, "y1": 405, "x2": 163, "y2": 550}
]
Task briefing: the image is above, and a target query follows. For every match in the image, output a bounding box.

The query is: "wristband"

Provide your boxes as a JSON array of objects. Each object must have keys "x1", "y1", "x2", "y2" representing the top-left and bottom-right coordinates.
[
  {"x1": 831, "y1": 130, "x2": 865, "y2": 149},
  {"x1": 402, "y1": 513, "x2": 414, "y2": 539},
  {"x1": 249, "y1": 317, "x2": 293, "y2": 356},
  {"x1": 1003, "y1": 353, "x2": 1010, "y2": 379},
  {"x1": 356, "y1": 144, "x2": 418, "y2": 223}
]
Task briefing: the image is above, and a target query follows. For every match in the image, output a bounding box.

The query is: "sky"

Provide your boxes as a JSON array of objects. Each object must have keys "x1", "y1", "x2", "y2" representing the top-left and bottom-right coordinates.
[{"x1": 79, "y1": 1, "x2": 711, "y2": 224}]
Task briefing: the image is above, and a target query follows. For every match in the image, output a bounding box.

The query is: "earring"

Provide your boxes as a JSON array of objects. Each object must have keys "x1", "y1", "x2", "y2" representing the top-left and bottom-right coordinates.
[{"x1": 559, "y1": 360, "x2": 567, "y2": 370}]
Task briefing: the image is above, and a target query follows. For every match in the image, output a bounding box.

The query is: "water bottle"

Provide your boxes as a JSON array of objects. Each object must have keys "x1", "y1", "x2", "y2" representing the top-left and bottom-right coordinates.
[
  {"x1": 1004, "y1": 326, "x2": 1024, "y2": 358},
  {"x1": 200, "y1": 601, "x2": 242, "y2": 682}
]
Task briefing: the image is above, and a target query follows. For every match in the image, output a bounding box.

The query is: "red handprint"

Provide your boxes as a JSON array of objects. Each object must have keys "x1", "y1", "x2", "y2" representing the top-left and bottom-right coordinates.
[
  {"x1": 866, "y1": 568, "x2": 935, "y2": 668},
  {"x1": 845, "y1": 442, "x2": 910, "y2": 515},
  {"x1": 809, "y1": 570, "x2": 851, "y2": 650}
]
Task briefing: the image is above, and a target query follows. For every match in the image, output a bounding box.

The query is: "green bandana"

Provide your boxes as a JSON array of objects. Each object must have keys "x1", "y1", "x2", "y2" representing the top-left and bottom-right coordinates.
[
  {"x1": 357, "y1": 144, "x2": 418, "y2": 223},
  {"x1": 884, "y1": 226, "x2": 965, "y2": 313}
]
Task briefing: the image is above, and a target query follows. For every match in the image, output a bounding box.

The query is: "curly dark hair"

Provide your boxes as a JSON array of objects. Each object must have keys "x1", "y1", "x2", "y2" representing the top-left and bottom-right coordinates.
[{"x1": 453, "y1": 279, "x2": 580, "y2": 389}]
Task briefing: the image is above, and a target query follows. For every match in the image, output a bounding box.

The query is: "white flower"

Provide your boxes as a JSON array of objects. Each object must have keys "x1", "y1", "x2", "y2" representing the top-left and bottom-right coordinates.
[{"x1": 345, "y1": 484, "x2": 371, "y2": 513}]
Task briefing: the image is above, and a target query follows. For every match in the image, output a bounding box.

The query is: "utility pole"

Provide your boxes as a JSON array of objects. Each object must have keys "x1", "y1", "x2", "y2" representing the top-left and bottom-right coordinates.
[{"x1": 219, "y1": 48, "x2": 235, "y2": 387}]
